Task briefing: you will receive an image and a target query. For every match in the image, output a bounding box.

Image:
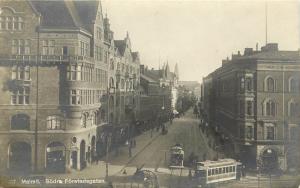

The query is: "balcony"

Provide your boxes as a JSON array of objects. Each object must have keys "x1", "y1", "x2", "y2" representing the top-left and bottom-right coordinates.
[
  {"x1": 0, "y1": 55, "x2": 95, "y2": 65},
  {"x1": 109, "y1": 87, "x2": 115, "y2": 94}
]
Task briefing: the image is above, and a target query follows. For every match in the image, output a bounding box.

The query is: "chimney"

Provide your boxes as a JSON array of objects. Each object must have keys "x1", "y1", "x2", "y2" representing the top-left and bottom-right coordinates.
[
  {"x1": 244, "y1": 48, "x2": 253, "y2": 56},
  {"x1": 256, "y1": 43, "x2": 259, "y2": 51},
  {"x1": 238, "y1": 51, "x2": 241, "y2": 56},
  {"x1": 261, "y1": 43, "x2": 278, "y2": 52}
]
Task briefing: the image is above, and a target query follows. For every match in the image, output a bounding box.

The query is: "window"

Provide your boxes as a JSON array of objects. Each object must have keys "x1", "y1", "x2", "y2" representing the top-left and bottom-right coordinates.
[
  {"x1": 62, "y1": 46, "x2": 68, "y2": 55},
  {"x1": 67, "y1": 64, "x2": 82, "y2": 81},
  {"x1": 11, "y1": 114, "x2": 30, "y2": 130},
  {"x1": 240, "y1": 77, "x2": 245, "y2": 92},
  {"x1": 289, "y1": 78, "x2": 298, "y2": 93},
  {"x1": 121, "y1": 79, "x2": 125, "y2": 89},
  {"x1": 95, "y1": 46, "x2": 103, "y2": 61},
  {"x1": 245, "y1": 78, "x2": 252, "y2": 91},
  {"x1": 266, "y1": 77, "x2": 275, "y2": 92},
  {"x1": 289, "y1": 101, "x2": 298, "y2": 117},
  {"x1": 246, "y1": 126, "x2": 253, "y2": 139},
  {"x1": 7, "y1": 17, "x2": 12, "y2": 30},
  {"x1": 0, "y1": 16, "x2": 24, "y2": 30},
  {"x1": 42, "y1": 40, "x2": 55, "y2": 55},
  {"x1": 12, "y1": 66, "x2": 30, "y2": 80},
  {"x1": 266, "y1": 126, "x2": 275, "y2": 140},
  {"x1": 109, "y1": 77, "x2": 114, "y2": 88},
  {"x1": 246, "y1": 101, "x2": 253, "y2": 116},
  {"x1": 70, "y1": 90, "x2": 81, "y2": 105},
  {"x1": 11, "y1": 86, "x2": 29, "y2": 105},
  {"x1": 47, "y1": 116, "x2": 63, "y2": 130},
  {"x1": 12, "y1": 39, "x2": 30, "y2": 55},
  {"x1": 80, "y1": 41, "x2": 89, "y2": 56},
  {"x1": 208, "y1": 169, "x2": 211, "y2": 176},
  {"x1": 265, "y1": 100, "x2": 276, "y2": 116}
]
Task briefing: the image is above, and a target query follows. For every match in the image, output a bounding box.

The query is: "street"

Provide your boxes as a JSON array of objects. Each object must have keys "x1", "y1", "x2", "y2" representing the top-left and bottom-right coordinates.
[{"x1": 127, "y1": 108, "x2": 215, "y2": 169}]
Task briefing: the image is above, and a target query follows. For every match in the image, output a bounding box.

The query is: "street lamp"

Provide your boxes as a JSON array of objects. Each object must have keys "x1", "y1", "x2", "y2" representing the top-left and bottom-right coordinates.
[{"x1": 105, "y1": 132, "x2": 112, "y2": 180}]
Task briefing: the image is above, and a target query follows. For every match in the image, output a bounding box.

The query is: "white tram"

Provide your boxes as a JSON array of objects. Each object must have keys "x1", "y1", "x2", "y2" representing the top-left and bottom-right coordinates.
[{"x1": 192, "y1": 158, "x2": 242, "y2": 187}]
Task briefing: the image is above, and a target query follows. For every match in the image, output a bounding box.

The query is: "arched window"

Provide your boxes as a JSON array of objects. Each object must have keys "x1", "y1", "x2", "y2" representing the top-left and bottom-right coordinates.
[
  {"x1": 264, "y1": 99, "x2": 276, "y2": 116},
  {"x1": 265, "y1": 77, "x2": 275, "y2": 92},
  {"x1": 110, "y1": 61, "x2": 114, "y2": 70},
  {"x1": 109, "y1": 77, "x2": 114, "y2": 88},
  {"x1": 91, "y1": 112, "x2": 97, "y2": 125},
  {"x1": 121, "y1": 79, "x2": 125, "y2": 89},
  {"x1": 239, "y1": 77, "x2": 245, "y2": 92},
  {"x1": 47, "y1": 115, "x2": 63, "y2": 130},
  {"x1": 289, "y1": 78, "x2": 298, "y2": 93},
  {"x1": 245, "y1": 77, "x2": 252, "y2": 91},
  {"x1": 11, "y1": 114, "x2": 30, "y2": 130},
  {"x1": 288, "y1": 100, "x2": 298, "y2": 117}
]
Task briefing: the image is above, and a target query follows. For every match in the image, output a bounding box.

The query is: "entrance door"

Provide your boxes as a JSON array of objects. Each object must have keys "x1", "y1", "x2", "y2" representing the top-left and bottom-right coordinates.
[
  {"x1": 262, "y1": 149, "x2": 278, "y2": 173},
  {"x1": 80, "y1": 140, "x2": 86, "y2": 169},
  {"x1": 71, "y1": 151, "x2": 77, "y2": 169},
  {"x1": 46, "y1": 142, "x2": 66, "y2": 173},
  {"x1": 9, "y1": 142, "x2": 31, "y2": 173},
  {"x1": 91, "y1": 136, "x2": 96, "y2": 163}
]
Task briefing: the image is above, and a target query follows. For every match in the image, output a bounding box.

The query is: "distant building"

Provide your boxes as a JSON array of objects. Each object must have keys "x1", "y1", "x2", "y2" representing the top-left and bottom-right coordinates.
[
  {"x1": 139, "y1": 64, "x2": 178, "y2": 123},
  {"x1": 142, "y1": 63, "x2": 179, "y2": 112},
  {"x1": 178, "y1": 81, "x2": 201, "y2": 100},
  {"x1": 202, "y1": 43, "x2": 300, "y2": 171}
]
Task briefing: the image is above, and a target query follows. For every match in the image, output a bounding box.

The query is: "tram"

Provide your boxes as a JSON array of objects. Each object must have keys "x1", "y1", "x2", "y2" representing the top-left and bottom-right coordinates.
[
  {"x1": 191, "y1": 158, "x2": 242, "y2": 187},
  {"x1": 169, "y1": 144, "x2": 184, "y2": 167}
]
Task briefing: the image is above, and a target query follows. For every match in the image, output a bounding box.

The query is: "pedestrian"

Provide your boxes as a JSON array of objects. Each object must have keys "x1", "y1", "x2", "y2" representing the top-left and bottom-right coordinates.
[
  {"x1": 129, "y1": 146, "x2": 132, "y2": 157},
  {"x1": 242, "y1": 165, "x2": 246, "y2": 177},
  {"x1": 133, "y1": 139, "x2": 136, "y2": 147},
  {"x1": 94, "y1": 152, "x2": 99, "y2": 165},
  {"x1": 188, "y1": 169, "x2": 192, "y2": 179}
]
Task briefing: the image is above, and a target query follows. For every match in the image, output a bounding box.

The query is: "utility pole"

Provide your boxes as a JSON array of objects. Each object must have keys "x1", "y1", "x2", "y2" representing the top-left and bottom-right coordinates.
[
  {"x1": 34, "y1": 21, "x2": 40, "y2": 173},
  {"x1": 105, "y1": 133, "x2": 111, "y2": 180}
]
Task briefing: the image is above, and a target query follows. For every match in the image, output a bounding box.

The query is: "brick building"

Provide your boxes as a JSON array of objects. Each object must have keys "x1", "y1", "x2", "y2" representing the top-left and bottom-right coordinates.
[
  {"x1": 201, "y1": 43, "x2": 300, "y2": 171},
  {"x1": 139, "y1": 65, "x2": 171, "y2": 131},
  {"x1": 0, "y1": 0, "x2": 140, "y2": 174},
  {"x1": 139, "y1": 64, "x2": 179, "y2": 125}
]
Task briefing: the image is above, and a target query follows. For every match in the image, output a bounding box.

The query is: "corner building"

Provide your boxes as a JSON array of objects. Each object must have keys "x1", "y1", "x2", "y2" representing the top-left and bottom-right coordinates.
[
  {"x1": 202, "y1": 43, "x2": 300, "y2": 171},
  {"x1": 0, "y1": 0, "x2": 140, "y2": 174}
]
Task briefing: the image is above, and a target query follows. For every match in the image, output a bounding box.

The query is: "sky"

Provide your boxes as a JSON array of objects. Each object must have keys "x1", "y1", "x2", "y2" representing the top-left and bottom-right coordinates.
[{"x1": 102, "y1": 0, "x2": 299, "y2": 82}]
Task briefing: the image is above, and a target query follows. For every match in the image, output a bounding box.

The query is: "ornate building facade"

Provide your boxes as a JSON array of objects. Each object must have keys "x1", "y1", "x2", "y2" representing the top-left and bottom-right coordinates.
[
  {"x1": 202, "y1": 43, "x2": 300, "y2": 171},
  {"x1": 0, "y1": 0, "x2": 140, "y2": 174}
]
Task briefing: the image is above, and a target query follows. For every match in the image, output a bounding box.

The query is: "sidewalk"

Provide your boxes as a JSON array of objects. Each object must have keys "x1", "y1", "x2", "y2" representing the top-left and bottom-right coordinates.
[{"x1": 45, "y1": 123, "x2": 167, "y2": 179}]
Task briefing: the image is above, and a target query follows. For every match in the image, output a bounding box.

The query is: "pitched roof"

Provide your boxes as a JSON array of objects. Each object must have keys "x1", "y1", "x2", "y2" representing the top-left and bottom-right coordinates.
[
  {"x1": 74, "y1": 0, "x2": 99, "y2": 25},
  {"x1": 144, "y1": 69, "x2": 161, "y2": 81},
  {"x1": 29, "y1": 0, "x2": 99, "y2": 32},
  {"x1": 114, "y1": 40, "x2": 126, "y2": 56},
  {"x1": 30, "y1": 0, "x2": 77, "y2": 29}
]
